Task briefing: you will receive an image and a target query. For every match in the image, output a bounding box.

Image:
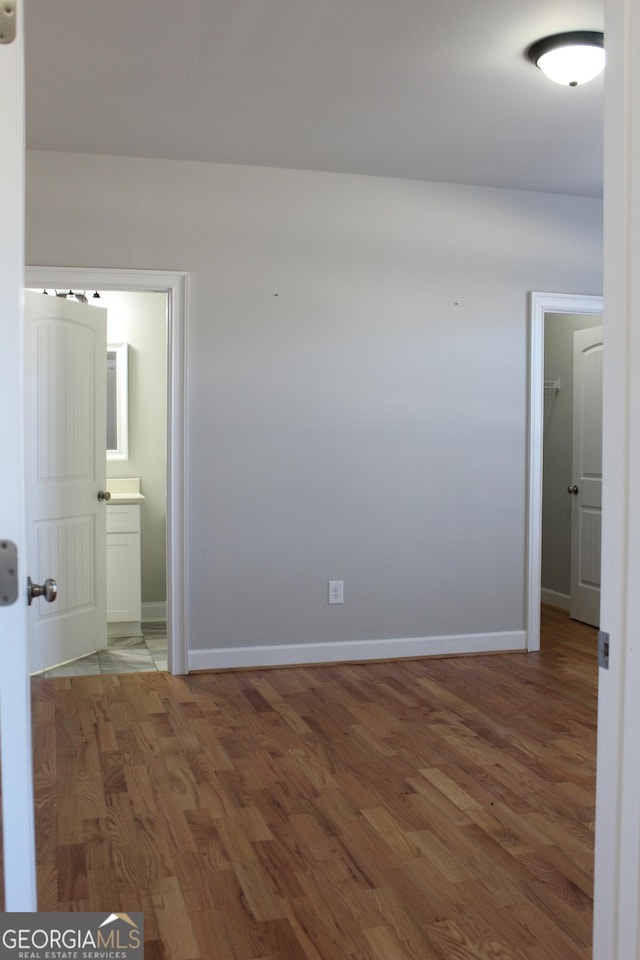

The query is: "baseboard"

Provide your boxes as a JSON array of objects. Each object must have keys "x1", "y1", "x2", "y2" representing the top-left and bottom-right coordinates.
[
  {"x1": 541, "y1": 589, "x2": 570, "y2": 611},
  {"x1": 108, "y1": 620, "x2": 143, "y2": 639},
  {"x1": 142, "y1": 601, "x2": 167, "y2": 623},
  {"x1": 188, "y1": 630, "x2": 527, "y2": 672}
]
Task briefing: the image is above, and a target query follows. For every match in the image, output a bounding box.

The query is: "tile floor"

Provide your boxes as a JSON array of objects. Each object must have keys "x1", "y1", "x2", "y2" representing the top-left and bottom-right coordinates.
[{"x1": 33, "y1": 622, "x2": 168, "y2": 678}]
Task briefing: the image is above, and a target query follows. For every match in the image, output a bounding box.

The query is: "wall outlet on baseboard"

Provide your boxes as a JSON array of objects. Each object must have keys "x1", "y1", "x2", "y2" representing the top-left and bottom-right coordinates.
[{"x1": 328, "y1": 580, "x2": 344, "y2": 604}]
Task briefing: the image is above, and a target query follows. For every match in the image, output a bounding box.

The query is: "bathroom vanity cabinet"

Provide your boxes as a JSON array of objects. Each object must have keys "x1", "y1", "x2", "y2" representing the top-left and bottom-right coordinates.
[{"x1": 106, "y1": 482, "x2": 144, "y2": 637}]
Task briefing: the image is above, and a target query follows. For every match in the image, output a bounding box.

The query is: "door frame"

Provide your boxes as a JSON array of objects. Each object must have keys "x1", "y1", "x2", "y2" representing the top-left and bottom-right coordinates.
[
  {"x1": 25, "y1": 266, "x2": 189, "y2": 674},
  {"x1": 526, "y1": 291, "x2": 603, "y2": 652}
]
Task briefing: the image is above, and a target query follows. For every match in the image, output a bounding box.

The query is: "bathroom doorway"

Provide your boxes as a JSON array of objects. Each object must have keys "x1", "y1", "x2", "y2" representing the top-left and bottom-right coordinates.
[{"x1": 25, "y1": 266, "x2": 188, "y2": 676}]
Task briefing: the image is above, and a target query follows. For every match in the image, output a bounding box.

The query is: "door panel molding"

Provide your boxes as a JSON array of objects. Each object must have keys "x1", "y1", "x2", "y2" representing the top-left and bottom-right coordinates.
[
  {"x1": 25, "y1": 266, "x2": 189, "y2": 675},
  {"x1": 527, "y1": 291, "x2": 603, "y2": 652}
]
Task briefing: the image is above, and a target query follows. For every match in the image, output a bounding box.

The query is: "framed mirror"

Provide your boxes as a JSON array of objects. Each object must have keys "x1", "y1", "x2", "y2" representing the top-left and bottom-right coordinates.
[{"x1": 107, "y1": 342, "x2": 129, "y2": 460}]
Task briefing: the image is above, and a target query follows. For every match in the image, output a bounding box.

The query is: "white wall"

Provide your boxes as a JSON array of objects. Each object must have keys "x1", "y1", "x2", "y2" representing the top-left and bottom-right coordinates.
[
  {"x1": 103, "y1": 290, "x2": 167, "y2": 607},
  {"x1": 542, "y1": 312, "x2": 603, "y2": 603},
  {"x1": 25, "y1": 151, "x2": 602, "y2": 662}
]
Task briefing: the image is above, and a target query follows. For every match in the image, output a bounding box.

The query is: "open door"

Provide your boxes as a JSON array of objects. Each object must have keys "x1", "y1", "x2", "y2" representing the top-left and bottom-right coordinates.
[
  {"x1": 0, "y1": 0, "x2": 37, "y2": 909},
  {"x1": 24, "y1": 291, "x2": 108, "y2": 674},
  {"x1": 569, "y1": 325, "x2": 603, "y2": 627}
]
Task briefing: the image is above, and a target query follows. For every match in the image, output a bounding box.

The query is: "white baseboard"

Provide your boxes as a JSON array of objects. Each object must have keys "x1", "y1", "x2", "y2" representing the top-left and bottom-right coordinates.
[
  {"x1": 142, "y1": 602, "x2": 167, "y2": 623},
  {"x1": 188, "y1": 630, "x2": 527, "y2": 672},
  {"x1": 541, "y1": 589, "x2": 571, "y2": 611}
]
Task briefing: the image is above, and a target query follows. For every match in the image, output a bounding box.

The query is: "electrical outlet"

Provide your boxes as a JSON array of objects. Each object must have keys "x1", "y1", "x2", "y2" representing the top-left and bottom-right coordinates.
[{"x1": 328, "y1": 580, "x2": 344, "y2": 604}]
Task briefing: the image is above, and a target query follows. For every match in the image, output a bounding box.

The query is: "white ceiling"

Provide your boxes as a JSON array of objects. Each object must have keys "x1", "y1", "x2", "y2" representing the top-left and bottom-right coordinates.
[{"x1": 24, "y1": 0, "x2": 604, "y2": 198}]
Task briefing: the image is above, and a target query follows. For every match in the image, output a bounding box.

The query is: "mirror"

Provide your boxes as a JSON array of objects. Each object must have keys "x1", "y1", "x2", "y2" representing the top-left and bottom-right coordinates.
[{"x1": 107, "y1": 342, "x2": 129, "y2": 460}]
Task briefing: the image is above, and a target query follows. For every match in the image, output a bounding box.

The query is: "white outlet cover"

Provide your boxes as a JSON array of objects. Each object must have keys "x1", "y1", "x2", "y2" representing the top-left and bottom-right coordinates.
[{"x1": 328, "y1": 580, "x2": 344, "y2": 604}]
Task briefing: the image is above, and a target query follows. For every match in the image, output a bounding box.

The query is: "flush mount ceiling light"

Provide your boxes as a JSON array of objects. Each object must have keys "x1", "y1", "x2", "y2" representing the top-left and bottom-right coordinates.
[{"x1": 527, "y1": 31, "x2": 605, "y2": 86}]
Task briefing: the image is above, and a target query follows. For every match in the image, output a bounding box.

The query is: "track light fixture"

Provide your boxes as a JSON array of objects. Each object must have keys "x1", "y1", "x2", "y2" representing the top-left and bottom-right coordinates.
[{"x1": 50, "y1": 288, "x2": 91, "y2": 303}]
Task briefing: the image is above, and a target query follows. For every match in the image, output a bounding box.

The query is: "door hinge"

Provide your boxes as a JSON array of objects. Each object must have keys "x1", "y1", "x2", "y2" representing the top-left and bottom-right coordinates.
[
  {"x1": 0, "y1": 1, "x2": 16, "y2": 44},
  {"x1": 0, "y1": 539, "x2": 19, "y2": 606},
  {"x1": 598, "y1": 630, "x2": 610, "y2": 670}
]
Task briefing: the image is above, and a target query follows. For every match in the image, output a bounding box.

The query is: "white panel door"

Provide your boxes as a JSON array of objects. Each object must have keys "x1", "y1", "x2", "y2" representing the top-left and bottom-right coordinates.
[
  {"x1": 0, "y1": 0, "x2": 37, "y2": 909},
  {"x1": 569, "y1": 326, "x2": 603, "y2": 627},
  {"x1": 25, "y1": 291, "x2": 108, "y2": 673}
]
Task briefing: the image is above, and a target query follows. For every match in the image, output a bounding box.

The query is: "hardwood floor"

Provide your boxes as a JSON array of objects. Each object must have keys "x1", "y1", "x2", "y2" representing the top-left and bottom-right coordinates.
[{"x1": 28, "y1": 605, "x2": 597, "y2": 959}]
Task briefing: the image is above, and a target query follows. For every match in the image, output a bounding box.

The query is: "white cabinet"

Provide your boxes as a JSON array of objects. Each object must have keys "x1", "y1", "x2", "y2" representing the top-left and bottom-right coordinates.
[{"x1": 106, "y1": 502, "x2": 142, "y2": 636}]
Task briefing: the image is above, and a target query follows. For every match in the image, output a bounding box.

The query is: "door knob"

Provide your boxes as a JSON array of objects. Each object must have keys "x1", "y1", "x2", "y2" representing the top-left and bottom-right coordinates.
[
  {"x1": 568, "y1": 484, "x2": 579, "y2": 495},
  {"x1": 97, "y1": 489, "x2": 112, "y2": 501},
  {"x1": 27, "y1": 576, "x2": 58, "y2": 606}
]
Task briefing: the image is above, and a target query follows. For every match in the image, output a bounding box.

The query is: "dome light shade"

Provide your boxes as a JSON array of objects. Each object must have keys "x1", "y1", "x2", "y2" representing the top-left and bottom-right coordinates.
[{"x1": 527, "y1": 31, "x2": 605, "y2": 86}]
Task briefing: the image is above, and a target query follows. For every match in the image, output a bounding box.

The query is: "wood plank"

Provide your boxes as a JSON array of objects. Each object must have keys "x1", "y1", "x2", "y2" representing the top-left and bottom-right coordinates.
[{"x1": 23, "y1": 606, "x2": 596, "y2": 959}]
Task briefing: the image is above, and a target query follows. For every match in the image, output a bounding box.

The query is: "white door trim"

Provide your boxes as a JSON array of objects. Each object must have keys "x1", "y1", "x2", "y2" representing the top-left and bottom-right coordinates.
[
  {"x1": 25, "y1": 266, "x2": 189, "y2": 675},
  {"x1": 527, "y1": 291, "x2": 603, "y2": 652}
]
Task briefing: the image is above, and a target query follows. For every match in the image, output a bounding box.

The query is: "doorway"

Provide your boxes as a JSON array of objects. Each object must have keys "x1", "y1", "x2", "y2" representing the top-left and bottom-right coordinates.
[
  {"x1": 25, "y1": 266, "x2": 188, "y2": 675},
  {"x1": 541, "y1": 313, "x2": 603, "y2": 623},
  {"x1": 527, "y1": 292, "x2": 603, "y2": 651}
]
